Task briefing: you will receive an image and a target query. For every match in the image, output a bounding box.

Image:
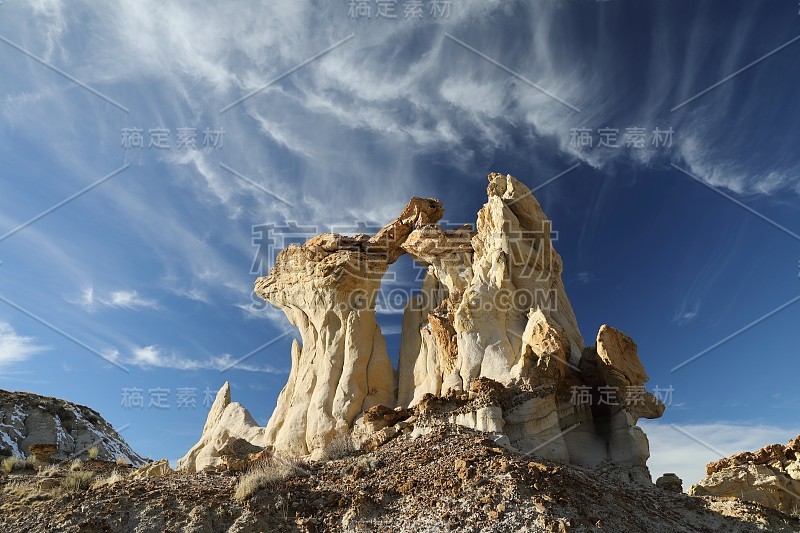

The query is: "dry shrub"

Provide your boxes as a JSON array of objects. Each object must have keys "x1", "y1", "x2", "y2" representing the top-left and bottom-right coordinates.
[
  {"x1": 115, "y1": 456, "x2": 130, "y2": 467},
  {"x1": 320, "y1": 432, "x2": 358, "y2": 461},
  {"x1": 6, "y1": 477, "x2": 36, "y2": 490},
  {"x1": 36, "y1": 463, "x2": 59, "y2": 477},
  {"x1": 88, "y1": 446, "x2": 100, "y2": 460},
  {"x1": 234, "y1": 454, "x2": 309, "y2": 501},
  {"x1": 61, "y1": 470, "x2": 94, "y2": 493},
  {"x1": 16, "y1": 456, "x2": 32, "y2": 470},
  {"x1": 2, "y1": 456, "x2": 19, "y2": 474},
  {"x1": 27, "y1": 457, "x2": 45, "y2": 471},
  {"x1": 91, "y1": 470, "x2": 124, "y2": 489},
  {"x1": 69, "y1": 459, "x2": 83, "y2": 472}
]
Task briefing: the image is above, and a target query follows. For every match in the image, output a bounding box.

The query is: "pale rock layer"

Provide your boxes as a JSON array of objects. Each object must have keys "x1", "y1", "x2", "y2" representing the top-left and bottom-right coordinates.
[
  {"x1": 392, "y1": 174, "x2": 661, "y2": 473},
  {"x1": 132, "y1": 459, "x2": 172, "y2": 478}
]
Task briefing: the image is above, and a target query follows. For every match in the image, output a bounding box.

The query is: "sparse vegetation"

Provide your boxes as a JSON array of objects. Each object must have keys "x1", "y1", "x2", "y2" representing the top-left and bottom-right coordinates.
[
  {"x1": 36, "y1": 463, "x2": 59, "y2": 477},
  {"x1": 60, "y1": 470, "x2": 94, "y2": 493},
  {"x1": 6, "y1": 482, "x2": 51, "y2": 505},
  {"x1": 791, "y1": 506, "x2": 800, "y2": 519},
  {"x1": 319, "y1": 432, "x2": 358, "y2": 461},
  {"x1": 106, "y1": 470, "x2": 124, "y2": 484},
  {"x1": 88, "y1": 446, "x2": 100, "y2": 460},
  {"x1": 115, "y1": 456, "x2": 130, "y2": 467},
  {"x1": 2, "y1": 456, "x2": 19, "y2": 474},
  {"x1": 5, "y1": 476, "x2": 36, "y2": 490},
  {"x1": 1, "y1": 456, "x2": 31, "y2": 473},
  {"x1": 91, "y1": 470, "x2": 124, "y2": 489},
  {"x1": 69, "y1": 459, "x2": 83, "y2": 472},
  {"x1": 234, "y1": 454, "x2": 309, "y2": 501}
]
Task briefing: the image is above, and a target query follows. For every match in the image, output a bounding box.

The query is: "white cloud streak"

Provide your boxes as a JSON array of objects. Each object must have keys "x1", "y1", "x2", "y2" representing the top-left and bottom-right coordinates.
[
  {"x1": 127, "y1": 345, "x2": 287, "y2": 374},
  {"x1": 68, "y1": 286, "x2": 160, "y2": 312},
  {"x1": 3, "y1": 0, "x2": 797, "y2": 213},
  {"x1": 0, "y1": 322, "x2": 49, "y2": 368}
]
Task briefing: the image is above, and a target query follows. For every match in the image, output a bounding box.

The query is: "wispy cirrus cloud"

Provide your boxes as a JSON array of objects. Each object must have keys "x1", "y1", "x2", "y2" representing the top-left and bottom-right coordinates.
[
  {"x1": 123, "y1": 345, "x2": 287, "y2": 374},
  {"x1": 4, "y1": 1, "x2": 798, "y2": 238},
  {"x1": 672, "y1": 308, "x2": 699, "y2": 326},
  {"x1": 4, "y1": 2, "x2": 796, "y2": 349},
  {"x1": 670, "y1": 227, "x2": 744, "y2": 328},
  {"x1": 234, "y1": 301, "x2": 290, "y2": 326},
  {"x1": 68, "y1": 286, "x2": 160, "y2": 312},
  {"x1": 0, "y1": 322, "x2": 49, "y2": 368}
]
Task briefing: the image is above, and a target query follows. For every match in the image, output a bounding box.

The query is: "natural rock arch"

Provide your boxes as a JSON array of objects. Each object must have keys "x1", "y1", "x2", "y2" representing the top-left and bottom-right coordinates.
[
  {"x1": 254, "y1": 197, "x2": 445, "y2": 455},
  {"x1": 179, "y1": 173, "x2": 665, "y2": 480}
]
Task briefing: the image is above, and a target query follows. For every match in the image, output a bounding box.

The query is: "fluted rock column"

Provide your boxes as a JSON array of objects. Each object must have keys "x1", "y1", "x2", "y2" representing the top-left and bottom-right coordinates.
[{"x1": 255, "y1": 198, "x2": 444, "y2": 455}]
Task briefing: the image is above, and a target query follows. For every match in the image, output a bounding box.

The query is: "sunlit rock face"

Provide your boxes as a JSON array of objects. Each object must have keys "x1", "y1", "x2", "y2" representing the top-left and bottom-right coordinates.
[
  {"x1": 253, "y1": 198, "x2": 444, "y2": 456},
  {"x1": 182, "y1": 173, "x2": 664, "y2": 477},
  {"x1": 177, "y1": 382, "x2": 269, "y2": 473},
  {"x1": 689, "y1": 436, "x2": 800, "y2": 513},
  {"x1": 388, "y1": 174, "x2": 662, "y2": 478}
]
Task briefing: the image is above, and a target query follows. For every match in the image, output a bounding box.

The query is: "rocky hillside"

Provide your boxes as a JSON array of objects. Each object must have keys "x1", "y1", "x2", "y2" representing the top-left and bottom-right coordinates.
[
  {"x1": 1, "y1": 426, "x2": 798, "y2": 532},
  {"x1": 0, "y1": 389, "x2": 146, "y2": 466}
]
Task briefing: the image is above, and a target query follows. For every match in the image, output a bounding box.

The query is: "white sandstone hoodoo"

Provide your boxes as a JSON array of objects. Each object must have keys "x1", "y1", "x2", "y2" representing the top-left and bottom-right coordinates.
[{"x1": 178, "y1": 173, "x2": 665, "y2": 480}]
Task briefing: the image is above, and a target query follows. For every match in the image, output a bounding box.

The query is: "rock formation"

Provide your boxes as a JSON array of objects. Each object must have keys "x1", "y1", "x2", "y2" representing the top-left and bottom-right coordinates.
[
  {"x1": 656, "y1": 473, "x2": 684, "y2": 493},
  {"x1": 253, "y1": 198, "x2": 443, "y2": 456},
  {"x1": 0, "y1": 389, "x2": 145, "y2": 466},
  {"x1": 181, "y1": 172, "x2": 665, "y2": 478},
  {"x1": 177, "y1": 382, "x2": 268, "y2": 473},
  {"x1": 131, "y1": 458, "x2": 172, "y2": 478},
  {"x1": 689, "y1": 435, "x2": 800, "y2": 513}
]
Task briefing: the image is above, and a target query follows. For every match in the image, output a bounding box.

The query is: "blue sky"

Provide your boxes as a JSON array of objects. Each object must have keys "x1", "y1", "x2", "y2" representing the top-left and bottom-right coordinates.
[{"x1": 1, "y1": 0, "x2": 798, "y2": 485}]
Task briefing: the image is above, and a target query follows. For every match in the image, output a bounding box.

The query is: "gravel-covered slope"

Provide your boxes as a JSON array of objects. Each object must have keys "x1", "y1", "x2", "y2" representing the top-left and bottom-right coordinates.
[{"x1": 1, "y1": 426, "x2": 798, "y2": 532}]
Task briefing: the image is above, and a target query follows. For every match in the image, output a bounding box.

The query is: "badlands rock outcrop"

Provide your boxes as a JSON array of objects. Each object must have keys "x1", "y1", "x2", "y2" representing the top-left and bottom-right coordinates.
[
  {"x1": 131, "y1": 458, "x2": 172, "y2": 478},
  {"x1": 181, "y1": 172, "x2": 665, "y2": 477},
  {"x1": 177, "y1": 382, "x2": 268, "y2": 473},
  {"x1": 656, "y1": 472, "x2": 684, "y2": 493},
  {"x1": 0, "y1": 389, "x2": 145, "y2": 465},
  {"x1": 689, "y1": 435, "x2": 800, "y2": 513},
  {"x1": 253, "y1": 197, "x2": 443, "y2": 456}
]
